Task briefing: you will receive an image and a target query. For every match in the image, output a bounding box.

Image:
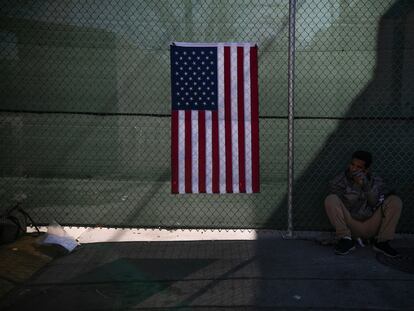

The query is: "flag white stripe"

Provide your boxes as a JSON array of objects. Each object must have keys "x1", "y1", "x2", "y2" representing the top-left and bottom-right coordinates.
[
  {"x1": 191, "y1": 111, "x2": 199, "y2": 193},
  {"x1": 230, "y1": 46, "x2": 239, "y2": 193},
  {"x1": 178, "y1": 110, "x2": 185, "y2": 194},
  {"x1": 217, "y1": 44, "x2": 226, "y2": 193},
  {"x1": 205, "y1": 111, "x2": 213, "y2": 193},
  {"x1": 244, "y1": 45, "x2": 253, "y2": 193}
]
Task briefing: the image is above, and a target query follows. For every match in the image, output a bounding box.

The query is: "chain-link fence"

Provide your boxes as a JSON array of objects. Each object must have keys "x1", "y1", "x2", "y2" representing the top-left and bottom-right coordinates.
[{"x1": 1, "y1": 0, "x2": 413, "y2": 232}]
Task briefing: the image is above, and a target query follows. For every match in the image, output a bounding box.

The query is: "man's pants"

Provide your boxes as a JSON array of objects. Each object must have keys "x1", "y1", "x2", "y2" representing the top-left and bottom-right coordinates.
[{"x1": 324, "y1": 194, "x2": 402, "y2": 242}]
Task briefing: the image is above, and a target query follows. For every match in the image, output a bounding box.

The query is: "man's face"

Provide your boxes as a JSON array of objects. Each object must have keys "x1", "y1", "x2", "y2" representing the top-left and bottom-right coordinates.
[{"x1": 349, "y1": 158, "x2": 368, "y2": 183}]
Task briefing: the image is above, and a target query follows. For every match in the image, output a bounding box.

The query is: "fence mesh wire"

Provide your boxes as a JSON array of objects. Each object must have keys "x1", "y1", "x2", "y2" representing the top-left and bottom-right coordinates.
[{"x1": 0, "y1": 0, "x2": 413, "y2": 232}]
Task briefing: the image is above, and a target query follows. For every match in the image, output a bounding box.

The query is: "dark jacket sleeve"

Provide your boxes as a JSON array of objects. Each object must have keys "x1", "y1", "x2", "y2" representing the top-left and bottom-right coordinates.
[
  {"x1": 362, "y1": 175, "x2": 385, "y2": 207},
  {"x1": 328, "y1": 173, "x2": 346, "y2": 196}
]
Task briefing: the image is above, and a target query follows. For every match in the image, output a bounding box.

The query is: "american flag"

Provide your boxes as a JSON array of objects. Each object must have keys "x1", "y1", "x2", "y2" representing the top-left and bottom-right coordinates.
[{"x1": 171, "y1": 42, "x2": 259, "y2": 193}]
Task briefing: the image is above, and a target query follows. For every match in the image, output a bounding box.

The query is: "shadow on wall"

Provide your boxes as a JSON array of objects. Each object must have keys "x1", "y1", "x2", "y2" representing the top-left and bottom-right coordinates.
[
  {"x1": 0, "y1": 16, "x2": 119, "y2": 179},
  {"x1": 0, "y1": 14, "x2": 173, "y2": 227},
  {"x1": 264, "y1": 0, "x2": 414, "y2": 232}
]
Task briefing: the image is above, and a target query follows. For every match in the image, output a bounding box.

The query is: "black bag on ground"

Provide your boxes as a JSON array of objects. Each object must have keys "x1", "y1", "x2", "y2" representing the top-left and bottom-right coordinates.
[{"x1": 0, "y1": 204, "x2": 40, "y2": 245}]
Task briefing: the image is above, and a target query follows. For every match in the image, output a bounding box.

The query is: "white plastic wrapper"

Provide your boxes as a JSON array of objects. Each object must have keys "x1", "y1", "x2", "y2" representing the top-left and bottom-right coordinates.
[{"x1": 42, "y1": 220, "x2": 78, "y2": 252}]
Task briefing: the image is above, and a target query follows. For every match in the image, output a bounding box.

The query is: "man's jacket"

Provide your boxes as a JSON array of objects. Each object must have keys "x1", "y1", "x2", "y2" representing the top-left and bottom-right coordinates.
[{"x1": 329, "y1": 170, "x2": 386, "y2": 221}]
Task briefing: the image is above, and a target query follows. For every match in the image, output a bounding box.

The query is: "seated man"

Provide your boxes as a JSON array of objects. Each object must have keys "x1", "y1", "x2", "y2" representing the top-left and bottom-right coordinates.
[{"x1": 324, "y1": 150, "x2": 402, "y2": 257}]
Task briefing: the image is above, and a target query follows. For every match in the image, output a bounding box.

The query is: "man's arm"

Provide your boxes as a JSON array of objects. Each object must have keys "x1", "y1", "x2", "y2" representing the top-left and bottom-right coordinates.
[
  {"x1": 361, "y1": 175, "x2": 384, "y2": 207},
  {"x1": 329, "y1": 174, "x2": 346, "y2": 196}
]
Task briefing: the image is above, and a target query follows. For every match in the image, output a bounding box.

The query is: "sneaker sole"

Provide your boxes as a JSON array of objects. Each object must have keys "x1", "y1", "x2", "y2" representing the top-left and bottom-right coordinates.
[
  {"x1": 335, "y1": 246, "x2": 356, "y2": 255},
  {"x1": 372, "y1": 245, "x2": 399, "y2": 258}
]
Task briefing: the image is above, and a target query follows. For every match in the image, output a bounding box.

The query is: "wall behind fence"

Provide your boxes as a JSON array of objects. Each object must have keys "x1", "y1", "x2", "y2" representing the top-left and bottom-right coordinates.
[{"x1": 0, "y1": 0, "x2": 413, "y2": 232}]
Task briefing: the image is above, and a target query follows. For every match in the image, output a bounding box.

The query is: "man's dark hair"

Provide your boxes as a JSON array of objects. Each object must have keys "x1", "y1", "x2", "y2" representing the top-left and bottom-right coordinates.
[{"x1": 352, "y1": 150, "x2": 373, "y2": 168}]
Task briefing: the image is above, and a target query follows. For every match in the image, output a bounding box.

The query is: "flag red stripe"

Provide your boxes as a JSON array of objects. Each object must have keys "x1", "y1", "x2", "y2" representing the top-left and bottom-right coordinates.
[
  {"x1": 224, "y1": 46, "x2": 233, "y2": 193},
  {"x1": 250, "y1": 46, "x2": 260, "y2": 192},
  {"x1": 212, "y1": 111, "x2": 220, "y2": 193},
  {"x1": 237, "y1": 47, "x2": 246, "y2": 193},
  {"x1": 198, "y1": 111, "x2": 206, "y2": 193},
  {"x1": 171, "y1": 110, "x2": 179, "y2": 193},
  {"x1": 185, "y1": 110, "x2": 192, "y2": 193}
]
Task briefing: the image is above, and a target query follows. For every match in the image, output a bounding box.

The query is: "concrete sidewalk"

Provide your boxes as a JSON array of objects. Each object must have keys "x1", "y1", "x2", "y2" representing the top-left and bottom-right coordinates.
[
  {"x1": 0, "y1": 234, "x2": 67, "y2": 299},
  {"x1": 1, "y1": 237, "x2": 414, "y2": 310}
]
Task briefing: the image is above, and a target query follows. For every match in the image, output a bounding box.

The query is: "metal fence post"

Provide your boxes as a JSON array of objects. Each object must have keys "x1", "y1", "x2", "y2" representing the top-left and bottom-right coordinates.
[{"x1": 287, "y1": 0, "x2": 296, "y2": 237}]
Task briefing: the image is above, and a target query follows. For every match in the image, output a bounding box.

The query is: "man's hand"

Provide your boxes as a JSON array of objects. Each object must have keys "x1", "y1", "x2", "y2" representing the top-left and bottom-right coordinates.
[{"x1": 352, "y1": 170, "x2": 368, "y2": 186}]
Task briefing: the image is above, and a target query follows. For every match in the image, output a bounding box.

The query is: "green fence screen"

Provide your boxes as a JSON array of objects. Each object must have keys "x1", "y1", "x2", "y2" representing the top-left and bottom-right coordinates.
[{"x1": 1, "y1": 0, "x2": 413, "y2": 232}]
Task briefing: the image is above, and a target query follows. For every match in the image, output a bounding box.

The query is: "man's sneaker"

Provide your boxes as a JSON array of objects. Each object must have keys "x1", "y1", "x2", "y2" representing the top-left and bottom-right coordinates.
[
  {"x1": 335, "y1": 238, "x2": 356, "y2": 255},
  {"x1": 373, "y1": 241, "x2": 399, "y2": 257}
]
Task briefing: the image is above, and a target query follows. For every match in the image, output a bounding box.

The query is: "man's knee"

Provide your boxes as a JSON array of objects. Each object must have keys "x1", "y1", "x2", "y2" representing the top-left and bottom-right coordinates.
[
  {"x1": 324, "y1": 194, "x2": 342, "y2": 211},
  {"x1": 384, "y1": 195, "x2": 403, "y2": 211}
]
